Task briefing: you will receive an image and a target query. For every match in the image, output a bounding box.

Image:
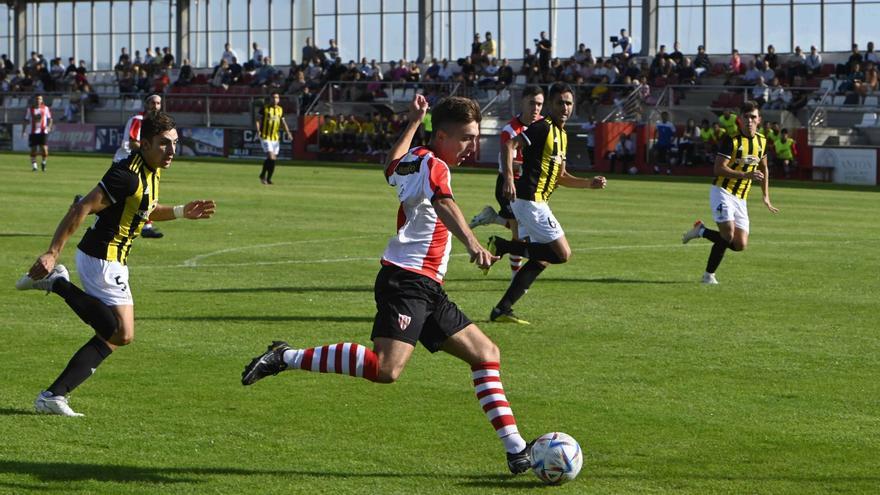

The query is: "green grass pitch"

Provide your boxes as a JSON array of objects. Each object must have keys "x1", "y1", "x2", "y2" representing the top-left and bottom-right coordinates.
[{"x1": 0, "y1": 152, "x2": 878, "y2": 494}]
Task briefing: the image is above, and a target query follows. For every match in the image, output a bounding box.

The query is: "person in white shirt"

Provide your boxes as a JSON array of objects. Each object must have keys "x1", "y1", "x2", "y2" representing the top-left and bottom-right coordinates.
[
  {"x1": 751, "y1": 76, "x2": 769, "y2": 106},
  {"x1": 251, "y1": 42, "x2": 264, "y2": 68},
  {"x1": 221, "y1": 43, "x2": 237, "y2": 66},
  {"x1": 608, "y1": 132, "x2": 635, "y2": 173},
  {"x1": 805, "y1": 46, "x2": 823, "y2": 76},
  {"x1": 765, "y1": 77, "x2": 791, "y2": 109}
]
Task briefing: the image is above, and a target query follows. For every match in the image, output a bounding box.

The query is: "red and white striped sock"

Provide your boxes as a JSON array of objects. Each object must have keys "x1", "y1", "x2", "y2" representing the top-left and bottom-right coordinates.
[
  {"x1": 472, "y1": 362, "x2": 527, "y2": 454},
  {"x1": 282, "y1": 343, "x2": 379, "y2": 382},
  {"x1": 509, "y1": 255, "x2": 523, "y2": 277}
]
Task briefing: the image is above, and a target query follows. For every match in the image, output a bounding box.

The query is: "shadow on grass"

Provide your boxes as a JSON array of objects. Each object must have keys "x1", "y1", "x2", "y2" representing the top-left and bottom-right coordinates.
[
  {"x1": 0, "y1": 407, "x2": 36, "y2": 416},
  {"x1": 453, "y1": 277, "x2": 687, "y2": 286},
  {"x1": 137, "y1": 315, "x2": 374, "y2": 323},
  {"x1": 0, "y1": 233, "x2": 47, "y2": 238},
  {"x1": 157, "y1": 286, "x2": 372, "y2": 294},
  {"x1": 0, "y1": 460, "x2": 536, "y2": 486}
]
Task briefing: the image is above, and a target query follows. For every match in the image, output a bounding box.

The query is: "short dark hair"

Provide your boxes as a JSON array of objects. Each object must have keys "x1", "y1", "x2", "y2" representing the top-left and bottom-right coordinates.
[
  {"x1": 521, "y1": 85, "x2": 544, "y2": 99},
  {"x1": 431, "y1": 96, "x2": 481, "y2": 133},
  {"x1": 740, "y1": 100, "x2": 759, "y2": 115},
  {"x1": 547, "y1": 82, "x2": 574, "y2": 101},
  {"x1": 141, "y1": 111, "x2": 176, "y2": 143}
]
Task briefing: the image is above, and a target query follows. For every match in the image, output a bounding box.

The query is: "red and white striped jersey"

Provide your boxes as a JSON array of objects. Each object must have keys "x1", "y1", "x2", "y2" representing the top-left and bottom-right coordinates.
[
  {"x1": 381, "y1": 146, "x2": 455, "y2": 283},
  {"x1": 498, "y1": 115, "x2": 527, "y2": 178},
  {"x1": 114, "y1": 112, "x2": 145, "y2": 162},
  {"x1": 25, "y1": 104, "x2": 52, "y2": 134}
]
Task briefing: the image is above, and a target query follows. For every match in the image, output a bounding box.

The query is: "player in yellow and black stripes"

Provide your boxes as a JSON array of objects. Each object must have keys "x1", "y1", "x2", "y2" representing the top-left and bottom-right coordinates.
[
  {"x1": 682, "y1": 100, "x2": 780, "y2": 284},
  {"x1": 256, "y1": 91, "x2": 294, "y2": 185},
  {"x1": 15, "y1": 112, "x2": 216, "y2": 416},
  {"x1": 487, "y1": 83, "x2": 607, "y2": 324}
]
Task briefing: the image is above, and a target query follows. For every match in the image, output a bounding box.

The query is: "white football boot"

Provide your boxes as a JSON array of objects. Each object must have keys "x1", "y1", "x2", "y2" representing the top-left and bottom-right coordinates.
[
  {"x1": 682, "y1": 220, "x2": 704, "y2": 244},
  {"x1": 701, "y1": 272, "x2": 719, "y2": 285},
  {"x1": 15, "y1": 264, "x2": 69, "y2": 293},
  {"x1": 469, "y1": 205, "x2": 498, "y2": 228},
  {"x1": 34, "y1": 391, "x2": 84, "y2": 417}
]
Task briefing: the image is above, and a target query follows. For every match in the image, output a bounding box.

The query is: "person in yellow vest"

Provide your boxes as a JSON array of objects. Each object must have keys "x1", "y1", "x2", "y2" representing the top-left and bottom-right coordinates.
[
  {"x1": 699, "y1": 119, "x2": 715, "y2": 164},
  {"x1": 718, "y1": 109, "x2": 738, "y2": 137},
  {"x1": 421, "y1": 110, "x2": 433, "y2": 146},
  {"x1": 319, "y1": 115, "x2": 340, "y2": 151},
  {"x1": 358, "y1": 114, "x2": 376, "y2": 153},
  {"x1": 681, "y1": 100, "x2": 780, "y2": 284},
  {"x1": 342, "y1": 115, "x2": 361, "y2": 152},
  {"x1": 774, "y1": 128, "x2": 797, "y2": 178},
  {"x1": 256, "y1": 91, "x2": 293, "y2": 185}
]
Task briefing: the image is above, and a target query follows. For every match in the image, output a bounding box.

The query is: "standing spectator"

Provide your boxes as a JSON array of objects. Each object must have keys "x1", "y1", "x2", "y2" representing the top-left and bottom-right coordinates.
[
  {"x1": 805, "y1": 45, "x2": 822, "y2": 76},
  {"x1": 727, "y1": 49, "x2": 742, "y2": 78},
  {"x1": 615, "y1": 28, "x2": 633, "y2": 56},
  {"x1": 162, "y1": 47, "x2": 174, "y2": 68},
  {"x1": 50, "y1": 58, "x2": 66, "y2": 87},
  {"x1": 482, "y1": 32, "x2": 497, "y2": 62},
  {"x1": 22, "y1": 94, "x2": 53, "y2": 172},
  {"x1": 653, "y1": 111, "x2": 676, "y2": 174},
  {"x1": 536, "y1": 31, "x2": 552, "y2": 75},
  {"x1": 302, "y1": 37, "x2": 316, "y2": 63},
  {"x1": 521, "y1": 48, "x2": 537, "y2": 75},
  {"x1": 64, "y1": 57, "x2": 77, "y2": 78},
  {"x1": 764, "y1": 45, "x2": 779, "y2": 71},
  {"x1": 325, "y1": 39, "x2": 339, "y2": 61},
  {"x1": 774, "y1": 128, "x2": 797, "y2": 178},
  {"x1": 471, "y1": 34, "x2": 483, "y2": 62},
  {"x1": 786, "y1": 46, "x2": 806, "y2": 82},
  {"x1": 221, "y1": 43, "x2": 237, "y2": 65},
  {"x1": 144, "y1": 47, "x2": 155, "y2": 66},
  {"x1": 133, "y1": 50, "x2": 142, "y2": 65},
  {"x1": 1, "y1": 54, "x2": 14, "y2": 73},
  {"x1": 865, "y1": 42, "x2": 879, "y2": 65},
  {"x1": 251, "y1": 42, "x2": 264, "y2": 69},
  {"x1": 718, "y1": 109, "x2": 738, "y2": 137}
]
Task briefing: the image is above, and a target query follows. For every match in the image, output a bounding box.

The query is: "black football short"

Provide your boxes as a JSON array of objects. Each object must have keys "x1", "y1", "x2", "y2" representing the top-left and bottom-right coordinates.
[
  {"x1": 494, "y1": 174, "x2": 516, "y2": 220},
  {"x1": 371, "y1": 264, "x2": 472, "y2": 353},
  {"x1": 29, "y1": 133, "x2": 48, "y2": 147}
]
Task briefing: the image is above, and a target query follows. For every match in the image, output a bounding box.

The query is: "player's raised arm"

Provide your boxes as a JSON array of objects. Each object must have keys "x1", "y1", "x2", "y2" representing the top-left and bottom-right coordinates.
[
  {"x1": 384, "y1": 94, "x2": 429, "y2": 171},
  {"x1": 27, "y1": 186, "x2": 111, "y2": 280}
]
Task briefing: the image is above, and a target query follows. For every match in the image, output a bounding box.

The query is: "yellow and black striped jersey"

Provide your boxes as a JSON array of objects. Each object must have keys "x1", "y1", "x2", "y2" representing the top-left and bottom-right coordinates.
[
  {"x1": 78, "y1": 152, "x2": 160, "y2": 264},
  {"x1": 515, "y1": 117, "x2": 568, "y2": 202},
  {"x1": 259, "y1": 104, "x2": 284, "y2": 141},
  {"x1": 713, "y1": 132, "x2": 767, "y2": 200}
]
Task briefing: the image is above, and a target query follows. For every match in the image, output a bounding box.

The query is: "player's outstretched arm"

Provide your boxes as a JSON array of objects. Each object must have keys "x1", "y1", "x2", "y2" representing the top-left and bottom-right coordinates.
[
  {"x1": 758, "y1": 156, "x2": 779, "y2": 213},
  {"x1": 27, "y1": 186, "x2": 110, "y2": 280},
  {"x1": 557, "y1": 160, "x2": 607, "y2": 189},
  {"x1": 383, "y1": 94, "x2": 429, "y2": 171},
  {"x1": 433, "y1": 197, "x2": 499, "y2": 270},
  {"x1": 150, "y1": 200, "x2": 217, "y2": 222}
]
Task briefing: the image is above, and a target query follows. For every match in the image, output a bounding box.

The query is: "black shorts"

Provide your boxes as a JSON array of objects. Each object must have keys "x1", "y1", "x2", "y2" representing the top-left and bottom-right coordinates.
[
  {"x1": 371, "y1": 264, "x2": 472, "y2": 353},
  {"x1": 29, "y1": 134, "x2": 48, "y2": 147},
  {"x1": 494, "y1": 174, "x2": 515, "y2": 220}
]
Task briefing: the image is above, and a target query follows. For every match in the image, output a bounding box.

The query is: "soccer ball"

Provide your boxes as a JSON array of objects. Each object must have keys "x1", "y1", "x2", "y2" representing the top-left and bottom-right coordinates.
[{"x1": 530, "y1": 432, "x2": 583, "y2": 484}]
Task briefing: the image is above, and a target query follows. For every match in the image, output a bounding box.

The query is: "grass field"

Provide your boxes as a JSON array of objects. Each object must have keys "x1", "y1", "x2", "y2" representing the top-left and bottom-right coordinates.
[{"x1": 0, "y1": 152, "x2": 878, "y2": 494}]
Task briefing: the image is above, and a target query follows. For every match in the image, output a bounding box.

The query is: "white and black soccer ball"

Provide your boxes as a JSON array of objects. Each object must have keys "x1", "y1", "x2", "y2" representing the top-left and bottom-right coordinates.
[{"x1": 531, "y1": 432, "x2": 583, "y2": 484}]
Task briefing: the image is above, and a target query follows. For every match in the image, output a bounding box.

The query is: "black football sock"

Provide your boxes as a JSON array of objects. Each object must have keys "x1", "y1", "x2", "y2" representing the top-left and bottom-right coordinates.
[
  {"x1": 47, "y1": 336, "x2": 113, "y2": 396},
  {"x1": 260, "y1": 159, "x2": 268, "y2": 179},
  {"x1": 701, "y1": 227, "x2": 726, "y2": 245},
  {"x1": 705, "y1": 241, "x2": 728, "y2": 273},
  {"x1": 52, "y1": 279, "x2": 119, "y2": 340},
  {"x1": 266, "y1": 159, "x2": 276, "y2": 181},
  {"x1": 491, "y1": 237, "x2": 563, "y2": 264},
  {"x1": 495, "y1": 260, "x2": 547, "y2": 313}
]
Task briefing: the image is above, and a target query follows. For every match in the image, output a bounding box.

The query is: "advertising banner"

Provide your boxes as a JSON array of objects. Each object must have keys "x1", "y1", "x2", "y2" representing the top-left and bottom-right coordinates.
[
  {"x1": 812, "y1": 147, "x2": 878, "y2": 185},
  {"x1": 48, "y1": 123, "x2": 97, "y2": 152},
  {"x1": 225, "y1": 128, "x2": 292, "y2": 159},
  {"x1": 95, "y1": 126, "x2": 126, "y2": 154},
  {"x1": 178, "y1": 127, "x2": 226, "y2": 157}
]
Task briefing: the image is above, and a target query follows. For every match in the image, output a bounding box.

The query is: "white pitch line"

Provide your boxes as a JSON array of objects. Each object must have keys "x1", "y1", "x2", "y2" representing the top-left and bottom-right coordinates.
[
  {"x1": 179, "y1": 235, "x2": 378, "y2": 267},
  {"x1": 134, "y1": 238, "x2": 876, "y2": 271}
]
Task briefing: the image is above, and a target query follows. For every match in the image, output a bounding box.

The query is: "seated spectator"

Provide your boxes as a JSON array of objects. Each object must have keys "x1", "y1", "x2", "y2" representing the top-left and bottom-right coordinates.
[
  {"x1": 497, "y1": 58, "x2": 514, "y2": 86},
  {"x1": 299, "y1": 85, "x2": 316, "y2": 113},
  {"x1": 64, "y1": 88, "x2": 81, "y2": 122},
  {"x1": 220, "y1": 43, "x2": 236, "y2": 66},
  {"x1": 118, "y1": 67, "x2": 136, "y2": 94},
  {"x1": 64, "y1": 57, "x2": 77, "y2": 79},
  {"x1": 369, "y1": 59, "x2": 383, "y2": 80},
  {"x1": 50, "y1": 58, "x2": 65, "y2": 87},
  {"x1": 786, "y1": 46, "x2": 806, "y2": 83},
  {"x1": 229, "y1": 57, "x2": 243, "y2": 84},
  {"x1": 252, "y1": 56, "x2": 278, "y2": 87},
  {"x1": 694, "y1": 45, "x2": 711, "y2": 77},
  {"x1": 865, "y1": 41, "x2": 879, "y2": 65},
  {"x1": 211, "y1": 59, "x2": 231, "y2": 89},
  {"x1": 669, "y1": 42, "x2": 684, "y2": 66},
  {"x1": 478, "y1": 59, "x2": 500, "y2": 88},
  {"x1": 175, "y1": 59, "x2": 194, "y2": 86},
  {"x1": 766, "y1": 77, "x2": 791, "y2": 109},
  {"x1": 677, "y1": 57, "x2": 697, "y2": 85},
  {"x1": 471, "y1": 34, "x2": 483, "y2": 63},
  {"x1": 153, "y1": 70, "x2": 170, "y2": 93},
  {"x1": 162, "y1": 47, "x2": 175, "y2": 68},
  {"x1": 521, "y1": 48, "x2": 537, "y2": 75},
  {"x1": 677, "y1": 119, "x2": 701, "y2": 167},
  {"x1": 805, "y1": 45, "x2": 822, "y2": 76},
  {"x1": 742, "y1": 60, "x2": 762, "y2": 85},
  {"x1": 459, "y1": 56, "x2": 477, "y2": 85},
  {"x1": 251, "y1": 42, "x2": 264, "y2": 69},
  {"x1": 133, "y1": 50, "x2": 142, "y2": 65},
  {"x1": 574, "y1": 43, "x2": 590, "y2": 64},
  {"x1": 392, "y1": 59, "x2": 410, "y2": 81},
  {"x1": 423, "y1": 59, "x2": 440, "y2": 81},
  {"x1": 727, "y1": 49, "x2": 742, "y2": 77},
  {"x1": 407, "y1": 61, "x2": 421, "y2": 83},
  {"x1": 760, "y1": 62, "x2": 776, "y2": 84},
  {"x1": 607, "y1": 132, "x2": 635, "y2": 173},
  {"x1": 856, "y1": 61, "x2": 878, "y2": 100},
  {"x1": 135, "y1": 68, "x2": 151, "y2": 94},
  {"x1": 438, "y1": 59, "x2": 454, "y2": 82},
  {"x1": 751, "y1": 76, "x2": 769, "y2": 107},
  {"x1": 839, "y1": 62, "x2": 864, "y2": 92}
]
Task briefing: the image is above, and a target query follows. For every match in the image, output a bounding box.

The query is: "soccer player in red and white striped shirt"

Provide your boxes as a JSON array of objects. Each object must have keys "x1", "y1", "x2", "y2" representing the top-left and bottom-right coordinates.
[
  {"x1": 242, "y1": 94, "x2": 537, "y2": 474},
  {"x1": 22, "y1": 95, "x2": 53, "y2": 172},
  {"x1": 114, "y1": 94, "x2": 165, "y2": 238},
  {"x1": 469, "y1": 86, "x2": 545, "y2": 278}
]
